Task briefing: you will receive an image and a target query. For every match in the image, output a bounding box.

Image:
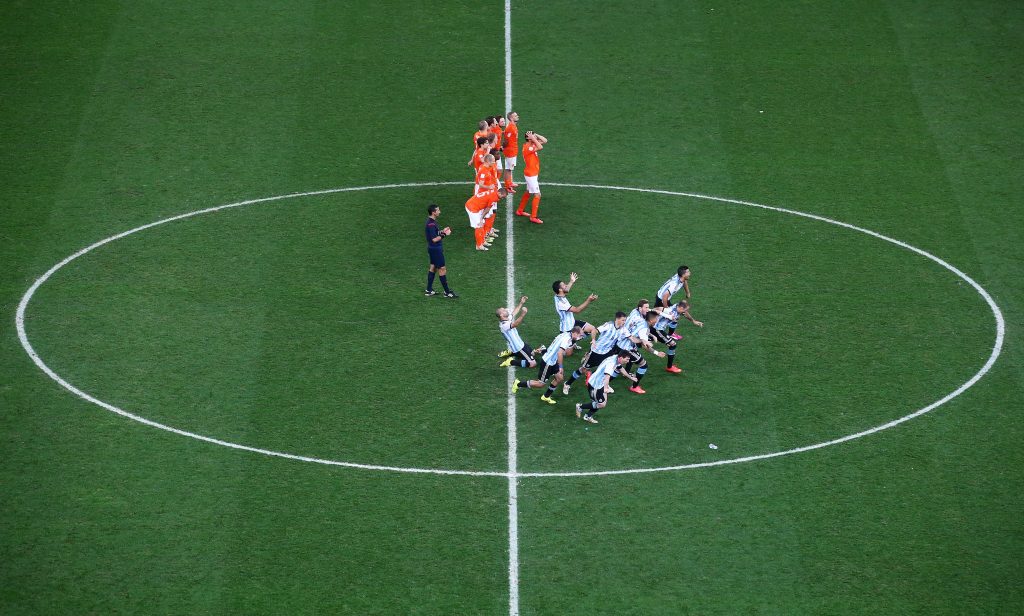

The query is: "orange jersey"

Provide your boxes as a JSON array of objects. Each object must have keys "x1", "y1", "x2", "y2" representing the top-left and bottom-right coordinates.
[
  {"x1": 502, "y1": 123, "x2": 518, "y2": 157},
  {"x1": 466, "y1": 188, "x2": 498, "y2": 213},
  {"x1": 473, "y1": 130, "x2": 489, "y2": 148},
  {"x1": 522, "y1": 141, "x2": 540, "y2": 176},
  {"x1": 475, "y1": 165, "x2": 500, "y2": 191},
  {"x1": 472, "y1": 146, "x2": 489, "y2": 171},
  {"x1": 490, "y1": 124, "x2": 503, "y2": 151}
]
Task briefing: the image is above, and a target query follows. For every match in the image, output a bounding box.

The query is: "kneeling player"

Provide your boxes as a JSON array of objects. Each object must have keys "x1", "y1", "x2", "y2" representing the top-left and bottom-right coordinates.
[
  {"x1": 576, "y1": 351, "x2": 636, "y2": 424},
  {"x1": 513, "y1": 326, "x2": 583, "y2": 404},
  {"x1": 497, "y1": 296, "x2": 545, "y2": 368}
]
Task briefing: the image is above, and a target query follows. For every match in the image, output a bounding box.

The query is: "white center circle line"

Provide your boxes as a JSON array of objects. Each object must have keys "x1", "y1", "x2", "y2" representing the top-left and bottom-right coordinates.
[{"x1": 14, "y1": 181, "x2": 1005, "y2": 478}]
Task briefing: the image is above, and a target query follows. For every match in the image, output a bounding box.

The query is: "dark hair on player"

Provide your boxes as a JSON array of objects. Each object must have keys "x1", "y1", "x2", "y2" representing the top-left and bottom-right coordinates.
[
  {"x1": 646, "y1": 311, "x2": 659, "y2": 321},
  {"x1": 427, "y1": 204, "x2": 439, "y2": 215},
  {"x1": 615, "y1": 311, "x2": 627, "y2": 319},
  {"x1": 617, "y1": 350, "x2": 632, "y2": 359},
  {"x1": 571, "y1": 326, "x2": 583, "y2": 335},
  {"x1": 676, "y1": 300, "x2": 689, "y2": 310},
  {"x1": 677, "y1": 265, "x2": 690, "y2": 277},
  {"x1": 637, "y1": 299, "x2": 650, "y2": 309},
  {"x1": 506, "y1": 110, "x2": 517, "y2": 119},
  {"x1": 552, "y1": 280, "x2": 563, "y2": 294},
  {"x1": 476, "y1": 136, "x2": 489, "y2": 147}
]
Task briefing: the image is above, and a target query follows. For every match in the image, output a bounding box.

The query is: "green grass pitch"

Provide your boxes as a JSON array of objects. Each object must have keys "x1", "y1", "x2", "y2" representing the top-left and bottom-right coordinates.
[{"x1": 2, "y1": 1, "x2": 1022, "y2": 614}]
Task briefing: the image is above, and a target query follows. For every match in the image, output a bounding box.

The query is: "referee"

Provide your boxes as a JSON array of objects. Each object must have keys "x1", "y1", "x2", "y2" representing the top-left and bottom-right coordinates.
[{"x1": 425, "y1": 204, "x2": 458, "y2": 298}]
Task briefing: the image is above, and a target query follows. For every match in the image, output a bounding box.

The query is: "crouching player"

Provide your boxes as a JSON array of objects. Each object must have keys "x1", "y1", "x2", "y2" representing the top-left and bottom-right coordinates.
[
  {"x1": 616, "y1": 304, "x2": 667, "y2": 394},
  {"x1": 497, "y1": 296, "x2": 545, "y2": 368},
  {"x1": 514, "y1": 326, "x2": 583, "y2": 404},
  {"x1": 575, "y1": 350, "x2": 637, "y2": 424},
  {"x1": 649, "y1": 299, "x2": 704, "y2": 373}
]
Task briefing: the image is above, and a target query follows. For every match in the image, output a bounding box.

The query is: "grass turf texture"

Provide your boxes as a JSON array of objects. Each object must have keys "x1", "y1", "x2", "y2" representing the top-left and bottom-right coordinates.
[{"x1": 2, "y1": 1, "x2": 1022, "y2": 614}]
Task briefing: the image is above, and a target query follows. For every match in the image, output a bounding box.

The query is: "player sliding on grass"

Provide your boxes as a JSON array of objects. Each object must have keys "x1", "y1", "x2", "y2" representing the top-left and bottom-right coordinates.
[
  {"x1": 575, "y1": 351, "x2": 637, "y2": 424},
  {"x1": 649, "y1": 299, "x2": 704, "y2": 373},
  {"x1": 497, "y1": 296, "x2": 546, "y2": 368},
  {"x1": 513, "y1": 326, "x2": 584, "y2": 405}
]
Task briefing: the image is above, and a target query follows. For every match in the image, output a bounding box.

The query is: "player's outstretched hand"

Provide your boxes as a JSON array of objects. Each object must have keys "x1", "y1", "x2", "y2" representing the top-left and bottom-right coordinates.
[
  {"x1": 694, "y1": 320, "x2": 704, "y2": 327},
  {"x1": 587, "y1": 293, "x2": 598, "y2": 301},
  {"x1": 521, "y1": 306, "x2": 528, "y2": 314},
  {"x1": 443, "y1": 226, "x2": 451, "y2": 235},
  {"x1": 569, "y1": 272, "x2": 578, "y2": 283},
  {"x1": 520, "y1": 295, "x2": 528, "y2": 303}
]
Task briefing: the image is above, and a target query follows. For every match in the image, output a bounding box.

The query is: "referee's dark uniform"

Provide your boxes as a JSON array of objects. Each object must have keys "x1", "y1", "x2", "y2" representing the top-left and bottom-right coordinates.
[{"x1": 425, "y1": 206, "x2": 456, "y2": 297}]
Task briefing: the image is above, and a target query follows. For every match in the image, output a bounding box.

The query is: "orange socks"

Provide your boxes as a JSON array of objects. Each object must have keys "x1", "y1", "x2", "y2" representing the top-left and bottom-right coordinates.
[
  {"x1": 517, "y1": 192, "x2": 530, "y2": 215},
  {"x1": 483, "y1": 213, "x2": 495, "y2": 235},
  {"x1": 531, "y1": 195, "x2": 541, "y2": 218},
  {"x1": 474, "y1": 226, "x2": 486, "y2": 247}
]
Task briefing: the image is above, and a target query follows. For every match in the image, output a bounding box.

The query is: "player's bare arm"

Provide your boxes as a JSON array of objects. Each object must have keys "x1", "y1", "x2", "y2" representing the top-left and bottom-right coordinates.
[
  {"x1": 565, "y1": 272, "x2": 579, "y2": 291},
  {"x1": 570, "y1": 293, "x2": 598, "y2": 313}
]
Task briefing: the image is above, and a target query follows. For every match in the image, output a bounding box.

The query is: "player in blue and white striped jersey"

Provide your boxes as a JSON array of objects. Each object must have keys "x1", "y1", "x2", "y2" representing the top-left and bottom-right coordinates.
[
  {"x1": 649, "y1": 299, "x2": 704, "y2": 374},
  {"x1": 496, "y1": 296, "x2": 546, "y2": 369},
  {"x1": 561, "y1": 311, "x2": 627, "y2": 395},
  {"x1": 574, "y1": 351, "x2": 636, "y2": 424},
  {"x1": 553, "y1": 271, "x2": 598, "y2": 338},
  {"x1": 615, "y1": 300, "x2": 666, "y2": 394},
  {"x1": 656, "y1": 265, "x2": 692, "y2": 339},
  {"x1": 513, "y1": 326, "x2": 584, "y2": 405}
]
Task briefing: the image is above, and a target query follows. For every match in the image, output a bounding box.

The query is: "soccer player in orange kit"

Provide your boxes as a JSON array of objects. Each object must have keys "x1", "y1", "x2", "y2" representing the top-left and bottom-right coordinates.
[
  {"x1": 502, "y1": 111, "x2": 519, "y2": 191},
  {"x1": 515, "y1": 130, "x2": 548, "y2": 224}
]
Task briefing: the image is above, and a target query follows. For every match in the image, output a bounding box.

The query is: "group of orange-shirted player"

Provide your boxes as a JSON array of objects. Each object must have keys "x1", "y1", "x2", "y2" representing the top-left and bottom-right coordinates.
[{"x1": 464, "y1": 112, "x2": 549, "y2": 251}]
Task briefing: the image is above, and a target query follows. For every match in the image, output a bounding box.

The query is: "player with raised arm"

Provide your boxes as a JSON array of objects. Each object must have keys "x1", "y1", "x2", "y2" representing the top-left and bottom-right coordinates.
[
  {"x1": 562, "y1": 311, "x2": 627, "y2": 395},
  {"x1": 514, "y1": 326, "x2": 584, "y2": 404},
  {"x1": 515, "y1": 130, "x2": 547, "y2": 224},
  {"x1": 497, "y1": 296, "x2": 546, "y2": 368},
  {"x1": 553, "y1": 272, "x2": 598, "y2": 340},
  {"x1": 575, "y1": 351, "x2": 637, "y2": 424},
  {"x1": 656, "y1": 265, "x2": 692, "y2": 339}
]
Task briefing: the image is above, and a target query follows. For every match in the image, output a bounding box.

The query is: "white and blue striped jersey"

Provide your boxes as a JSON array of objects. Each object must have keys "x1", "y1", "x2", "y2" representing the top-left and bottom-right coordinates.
[
  {"x1": 591, "y1": 321, "x2": 621, "y2": 354},
  {"x1": 655, "y1": 304, "x2": 680, "y2": 331},
  {"x1": 554, "y1": 294, "x2": 575, "y2": 332},
  {"x1": 657, "y1": 274, "x2": 684, "y2": 303},
  {"x1": 542, "y1": 332, "x2": 573, "y2": 366},
  {"x1": 499, "y1": 319, "x2": 525, "y2": 353},
  {"x1": 588, "y1": 354, "x2": 622, "y2": 389},
  {"x1": 617, "y1": 309, "x2": 646, "y2": 350}
]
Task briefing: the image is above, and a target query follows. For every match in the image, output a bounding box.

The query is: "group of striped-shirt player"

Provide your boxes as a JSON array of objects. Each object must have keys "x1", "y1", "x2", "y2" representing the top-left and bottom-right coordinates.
[{"x1": 496, "y1": 266, "x2": 703, "y2": 424}]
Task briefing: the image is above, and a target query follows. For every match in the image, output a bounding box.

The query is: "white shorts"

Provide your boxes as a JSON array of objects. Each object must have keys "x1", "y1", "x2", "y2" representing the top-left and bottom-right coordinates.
[
  {"x1": 524, "y1": 174, "x2": 540, "y2": 194},
  {"x1": 495, "y1": 157, "x2": 503, "y2": 171},
  {"x1": 466, "y1": 207, "x2": 485, "y2": 229},
  {"x1": 504, "y1": 155, "x2": 517, "y2": 170},
  {"x1": 487, "y1": 203, "x2": 498, "y2": 217}
]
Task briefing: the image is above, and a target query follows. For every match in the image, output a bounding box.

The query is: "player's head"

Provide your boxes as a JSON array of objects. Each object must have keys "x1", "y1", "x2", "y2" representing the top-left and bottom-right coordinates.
[
  {"x1": 496, "y1": 307, "x2": 509, "y2": 320},
  {"x1": 487, "y1": 133, "x2": 498, "y2": 145},
  {"x1": 676, "y1": 300, "x2": 689, "y2": 311},
  {"x1": 497, "y1": 115, "x2": 507, "y2": 127},
  {"x1": 497, "y1": 187, "x2": 509, "y2": 198},
  {"x1": 637, "y1": 299, "x2": 650, "y2": 315},
  {"x1": 483, "y1": 154, "x2": 496, "y2": 166},
  {"x1": 617, "y1": 350, "x2": 631, "y2": 363},
  {"x1": 486, "y1": 115, "x2": 498, "y2": 127},
  {"x1": 678, "y1": 265, "x2": 690, "y2": 279},
  {"x1": 478, "y1": 120, "x2": 488, "y2": 131},
  {"x1": 614, "y1": 311, "x2": 628, "y2": 327},
  {"x1": 476, "y1": 136, "x2": 489, "y2": 148},
  {"x1": 552, "y1": 280, "x2": 565, "y2": 294},
  {"x1": 507, "y1": 111, "x2": 519, "y2": 122},
  {"x1": 646, "y1": 311, "x2": 659, "y2": 324},
  {"x1": 570, "y1": 326, "x2": 583, "y2": 340},
  {"x1": 427, "y1": 204, "x2": 440, "y2": 216}
]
